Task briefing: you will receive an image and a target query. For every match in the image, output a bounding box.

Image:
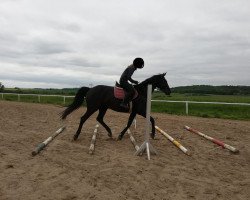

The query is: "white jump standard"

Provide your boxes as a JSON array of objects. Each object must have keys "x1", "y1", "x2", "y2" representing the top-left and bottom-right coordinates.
[
  {"x1": 135, "y1": 84, "x2": 157, "y2": 160},
  {"x1": 32, "y1": 126, "x2": 66, "y2": 156},
  {"x1": 89, "y1": 124, "x2": 99, "y2": 154}
]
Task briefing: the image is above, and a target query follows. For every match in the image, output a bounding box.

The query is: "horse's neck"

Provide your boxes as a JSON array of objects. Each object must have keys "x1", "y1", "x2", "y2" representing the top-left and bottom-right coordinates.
[{"x1": 135, "y1": 83, "x2": 156, "y2": 97}]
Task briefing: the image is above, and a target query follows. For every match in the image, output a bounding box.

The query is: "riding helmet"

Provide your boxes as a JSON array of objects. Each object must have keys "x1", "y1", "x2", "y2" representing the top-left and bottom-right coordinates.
[{"x1": 133, "y1": 58, "x2": 144, "y2": 69}]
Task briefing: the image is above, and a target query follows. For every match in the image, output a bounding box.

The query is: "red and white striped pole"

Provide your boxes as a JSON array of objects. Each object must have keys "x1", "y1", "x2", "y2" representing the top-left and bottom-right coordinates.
[{"x1": 184, "y1": 126, "x2": 239, "y2": 153}]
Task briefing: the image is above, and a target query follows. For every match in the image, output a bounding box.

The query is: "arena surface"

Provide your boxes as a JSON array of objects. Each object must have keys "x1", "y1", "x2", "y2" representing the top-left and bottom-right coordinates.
[{"x1": 0, "y1": 101, "x2": 249, "y2": 200}]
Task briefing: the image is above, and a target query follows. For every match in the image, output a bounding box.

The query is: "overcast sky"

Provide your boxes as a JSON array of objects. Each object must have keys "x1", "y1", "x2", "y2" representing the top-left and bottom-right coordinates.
[{"x1": 0, "y1": 0, "x2": 250, "y2": 88}]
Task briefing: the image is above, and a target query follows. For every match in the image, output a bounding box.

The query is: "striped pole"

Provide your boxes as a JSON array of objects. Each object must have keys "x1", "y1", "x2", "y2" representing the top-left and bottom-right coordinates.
[
  {"x1": 155, "y1": 126, "x2": 190, "y2": 155},
  {"x1": 32, "y1": 126, "x2": 66, "y2": 156},
  {"x1": 89, "y1": 124, "x2": 99, "y2": 154},
  {"x1": 184, "y1": 126, "x2": 239, "y2": 153},
  {"x1": 127, "y1": 129, "x2": 139, "y2": 151}
]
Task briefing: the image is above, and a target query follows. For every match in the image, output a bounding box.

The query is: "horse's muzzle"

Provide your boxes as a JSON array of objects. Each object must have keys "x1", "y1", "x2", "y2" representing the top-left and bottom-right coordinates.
[{"x1": 164, "y1": 90, "x2": 171, "y2": 96}]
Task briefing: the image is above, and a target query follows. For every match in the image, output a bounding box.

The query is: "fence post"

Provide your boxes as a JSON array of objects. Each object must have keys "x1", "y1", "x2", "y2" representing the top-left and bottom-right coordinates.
[
  {"x1": 18, "y1": 94, "x2": 20, "y2": 101},
  {"x1": 38, "y1": 95, "x2": 41, "y2": 103},
  {"x1": 185, "y1": 101, "x2": 189, "y2": 115},
  {"x1": 63, "y1": 96, "x2": 66, "y2": 104}
]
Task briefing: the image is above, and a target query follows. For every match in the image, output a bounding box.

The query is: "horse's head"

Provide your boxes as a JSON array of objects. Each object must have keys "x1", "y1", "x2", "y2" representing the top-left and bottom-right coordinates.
[
  {"x1": 137, "y1": 73, "x2": 171, "y2": 96},
  {"x1": 152, "y1": 73, "x2": 171, "y2": 95}
]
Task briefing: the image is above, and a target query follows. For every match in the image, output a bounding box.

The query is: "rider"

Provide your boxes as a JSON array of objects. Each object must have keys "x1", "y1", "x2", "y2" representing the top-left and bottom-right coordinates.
[{"x1": 119, "y1": 57, "x2": 144, "y2": 109}]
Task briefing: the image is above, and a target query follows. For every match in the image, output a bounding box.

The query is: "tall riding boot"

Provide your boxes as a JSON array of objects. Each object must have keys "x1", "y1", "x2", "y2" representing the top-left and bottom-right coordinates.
[{"x1": 120, "y1": 94, "x2": 130, "y2": 109}]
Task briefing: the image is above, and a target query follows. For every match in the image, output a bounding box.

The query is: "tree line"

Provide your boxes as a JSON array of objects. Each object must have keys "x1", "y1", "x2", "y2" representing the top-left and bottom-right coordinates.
[
  {"x1": 0, "y1": 82, "x2": 4, "y2": 92},
  {"x1": 172, "y1": 85, "x2": 250, "y2": 95},
  {"x1": 1, "y1": 82, "x2": 250, "y2": 95}
]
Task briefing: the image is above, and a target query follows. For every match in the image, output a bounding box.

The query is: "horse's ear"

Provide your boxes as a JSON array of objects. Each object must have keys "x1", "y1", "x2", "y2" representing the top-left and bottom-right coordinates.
[{"x1": 162, "y1": 72, "x2": 167, "y2": 76}]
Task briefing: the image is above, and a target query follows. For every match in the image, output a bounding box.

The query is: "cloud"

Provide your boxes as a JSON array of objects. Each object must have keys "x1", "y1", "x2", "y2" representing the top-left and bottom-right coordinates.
[{"x1": 0, "y1": 0, "x2": 250, "y2": 88}]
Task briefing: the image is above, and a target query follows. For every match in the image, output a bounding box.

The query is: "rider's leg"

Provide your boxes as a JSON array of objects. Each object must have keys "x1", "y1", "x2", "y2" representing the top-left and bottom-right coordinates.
[{"x1": 120, "y1": 83, "x2": 135, "y2": 108}]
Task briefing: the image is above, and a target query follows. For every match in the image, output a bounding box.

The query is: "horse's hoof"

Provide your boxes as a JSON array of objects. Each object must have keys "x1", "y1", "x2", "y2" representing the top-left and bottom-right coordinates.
[
  {"x1": 108, "y1": 132, "x2": 112, "y2": 138},
  {"x1": 117, "y1": 134, "x2": 123, "y2": 141},
  {"x1": 73, "y1": 135, "x2": 78, "y2": 141},
  {"x1": 150, "y1": 133, "x2": 155, "y2": 139}
]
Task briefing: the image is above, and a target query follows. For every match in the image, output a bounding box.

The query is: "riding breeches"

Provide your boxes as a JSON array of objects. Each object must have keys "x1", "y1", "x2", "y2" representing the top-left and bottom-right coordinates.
[{"x1": 119, "y1": 81, "x2": 135, "y2": 103}]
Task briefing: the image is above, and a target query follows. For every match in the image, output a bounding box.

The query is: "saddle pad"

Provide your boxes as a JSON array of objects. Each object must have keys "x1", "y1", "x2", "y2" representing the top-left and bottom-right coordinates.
[
  {"x1": 114, "y1": 86, "x2": 125, "y2": 99},
  {"x1": 114, "y1": 86, "x2": 138, "y2": 100}
]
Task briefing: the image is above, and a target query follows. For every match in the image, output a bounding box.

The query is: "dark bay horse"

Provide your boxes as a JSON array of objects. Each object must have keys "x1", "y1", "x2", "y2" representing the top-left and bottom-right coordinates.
[{"x1": 61, "y1": 73, "x2": 171, "y2": 140}]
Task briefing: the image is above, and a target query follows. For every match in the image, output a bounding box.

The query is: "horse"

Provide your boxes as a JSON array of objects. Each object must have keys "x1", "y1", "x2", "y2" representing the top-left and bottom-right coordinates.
[{"x1": 61, "y1": 73, "x2": 171, "y2": 140}]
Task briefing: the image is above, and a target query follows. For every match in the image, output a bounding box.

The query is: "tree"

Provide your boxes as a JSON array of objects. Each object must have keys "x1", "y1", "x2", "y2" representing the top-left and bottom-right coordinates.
[{"x1": 0, "y1": 82, "x2": 5, "y2": 92}]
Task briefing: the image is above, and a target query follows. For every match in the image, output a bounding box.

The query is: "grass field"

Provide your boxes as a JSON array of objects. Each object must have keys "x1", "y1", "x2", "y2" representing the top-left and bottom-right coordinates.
[
  {"x1": 1, "y1": 92, "x2": 250, "y2": 120},
  {"x1": 152, "y1": 92, "x2": 250, "y2": 120}
]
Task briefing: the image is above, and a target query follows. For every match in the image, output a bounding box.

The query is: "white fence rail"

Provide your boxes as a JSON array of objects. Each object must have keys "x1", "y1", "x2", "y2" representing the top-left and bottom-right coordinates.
[
  {"x1": 1, "y1": 93, "x2": 250, "y2": 115},
  {"x1": 0, "y1": 93, "x2": 74, "y2": 104},
  {"x1": 152, "y1": 100, "x2": 250, "y2": 115}
]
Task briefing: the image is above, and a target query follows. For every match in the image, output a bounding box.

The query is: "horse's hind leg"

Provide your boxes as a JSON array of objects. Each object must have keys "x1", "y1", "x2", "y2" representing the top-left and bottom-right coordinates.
[
  {"x1": 96, "y1": 107, "x2": 112, "y2": 138},
  {"x1": 118, "y1": 112, "x2": 136, "y2": 140},
  {"x1": 74, "y1": 109, "x2": 97, "y2": 140}
]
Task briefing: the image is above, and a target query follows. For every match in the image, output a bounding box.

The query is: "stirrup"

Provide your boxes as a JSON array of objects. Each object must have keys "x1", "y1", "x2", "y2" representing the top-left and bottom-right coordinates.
[{"x1": 120, "y1": 102, "x2": 129, "y2": 109}]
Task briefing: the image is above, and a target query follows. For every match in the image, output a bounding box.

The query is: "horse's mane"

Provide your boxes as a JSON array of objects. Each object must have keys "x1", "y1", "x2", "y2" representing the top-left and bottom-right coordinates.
[
  {"x1": 134, "y1": 74, "x2": 163, "y2": 93},
  {"x1": 139, "y1": 74, "x2": 162, "y2": 86}
]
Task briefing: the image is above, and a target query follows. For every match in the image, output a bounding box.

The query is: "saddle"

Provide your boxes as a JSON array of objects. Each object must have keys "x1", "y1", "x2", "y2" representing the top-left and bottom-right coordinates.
[{"x1": 114, "y1": 82, "x2": 138, "y2": 100}]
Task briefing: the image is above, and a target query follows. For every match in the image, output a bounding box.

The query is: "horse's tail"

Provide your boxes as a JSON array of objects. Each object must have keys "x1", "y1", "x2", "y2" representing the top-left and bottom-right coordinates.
[{"x1": 61, "y1": 87, "x2": 90, "y2": 120}]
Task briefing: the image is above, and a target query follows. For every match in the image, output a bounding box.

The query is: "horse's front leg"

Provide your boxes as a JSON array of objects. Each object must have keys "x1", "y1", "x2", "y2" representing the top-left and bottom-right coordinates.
[
  {"x1": 118, "y1": 112, "x2": 136, "y2": 140},
  {"x1": 138, "y1": 111, "x2": 156, "y2": 139},
  {"x1": 150, "y1": 116, "x2": 156, "y2": 139}
]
